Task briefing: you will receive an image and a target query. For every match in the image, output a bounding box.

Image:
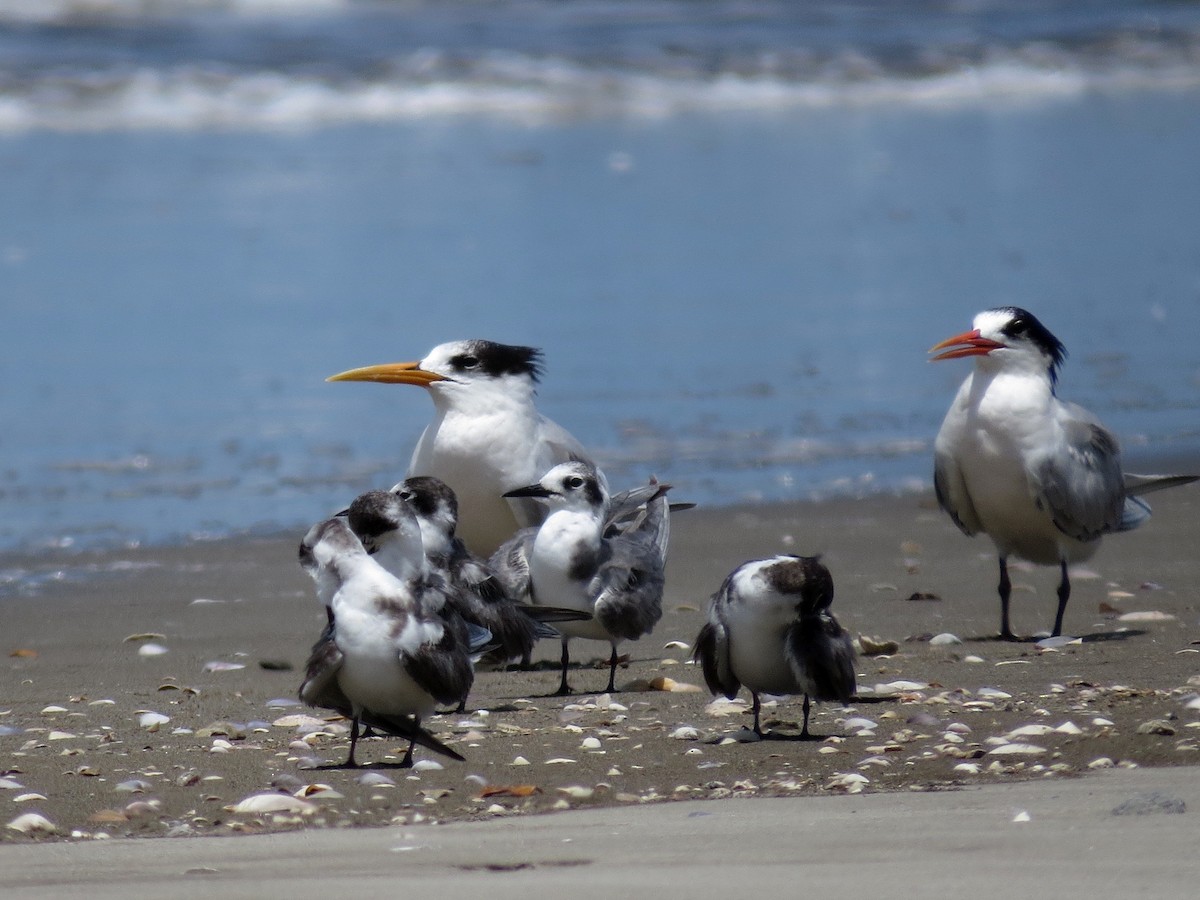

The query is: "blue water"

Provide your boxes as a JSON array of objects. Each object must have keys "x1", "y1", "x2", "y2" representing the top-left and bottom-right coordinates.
[{"x1": 2, "y1": 1, "x2": 1200, "y2": 556}]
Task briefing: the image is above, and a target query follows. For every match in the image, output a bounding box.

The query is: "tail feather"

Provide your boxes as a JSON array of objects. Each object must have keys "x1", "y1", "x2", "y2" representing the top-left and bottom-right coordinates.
[
  {"x1": 1123, "y1": 473, "x2": 1198, "y2": 497},
  {"x1": 357, "y1": 711, "x2": 466, "y2": 763}
]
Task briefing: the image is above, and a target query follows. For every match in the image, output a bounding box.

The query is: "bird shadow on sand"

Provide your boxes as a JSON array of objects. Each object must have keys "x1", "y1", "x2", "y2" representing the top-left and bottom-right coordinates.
[{"x1": 963, "y1": 628, "x2": 1147, "y2": 644}]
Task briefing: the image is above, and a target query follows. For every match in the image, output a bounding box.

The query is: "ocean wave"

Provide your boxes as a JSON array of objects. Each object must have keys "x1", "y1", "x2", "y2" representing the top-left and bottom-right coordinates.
[{"x1": 2, "y1": 42, "x2": 1200, "y2": 133}]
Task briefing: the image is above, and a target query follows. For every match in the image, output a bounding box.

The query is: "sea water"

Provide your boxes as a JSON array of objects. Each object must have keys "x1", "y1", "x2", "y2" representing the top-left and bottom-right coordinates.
[{"x1": 2, "y1": 0, "x2": 1199, "y2": 557}]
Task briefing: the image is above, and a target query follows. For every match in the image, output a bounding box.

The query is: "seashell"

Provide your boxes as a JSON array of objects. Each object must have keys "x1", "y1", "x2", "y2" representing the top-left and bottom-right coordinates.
[
  {"x1": 1054, "y1": 721, "x2": 1084, "y2": 735},
  {"x1": 580, "y1": 737, "x2": 602, "y2": 750},
  {"x1": 358, "y1": 772, "x2": 397, "y2": 787},
  {"x1": 203, "y1": 661, "x2": 246, "y2": 672},
  {"x1": 88, "y1": 699, "x2": 116, "y2": 706},
  {"x1": 544, "y1": 758, "x2": 577, "y2": 765},
  {"x1": 929, "y1": 633, "x2": 962, "y2": 646},
  {"x1": 963, "y1": 655, "x2": 985, "y2": 664},
  {"x1": 557, "y1": 786, "x2": 594, "y2": 799},
  {"x1": 1012, "y1": 811, "x2": 1031, "y2": 823},
  {"x1": 123, "y1": 633, "x2": 167, "y2": 643},
  {"x1": 1092, "y1": 717, "x2": 1115, "y2": 727},
  {"x1": 266, "y1": 698, "x2": 302, "y2": 709},
  {"x1": 1117, "y1": 611, "x2": 1175, "y2": 623},
  {"x1": 648, "y1": 676, "x2": 702, "y2": 693},
  {"x1": 826, "y1": 773, "x2": 869, "y2": 793},
  {"x1": 976, "y1": 687, "x2": 1012, "y2": 700},
  {"x1": 1136, "y1": 720, "x2": 1176, "y2": 736},
  {"x1": 232, "y1": 793, "x2": 316, "y2": 815},
  {"x1": 876, "y1": 680, "x2": 929, "y2": 693},
  {"x1": 0, "y1": 778, "x2": 24, "y2": 790},
  {"x1": 47, "y1": 731, "x2": 76, "y2": 740},
  {"x1": 412, "y1": 759, "x2": 444, "y2": 772},
  {"x1": 115, "y1": 780, "x2": 152, "y2": 794},
  {"x1": 40, "y1": 705, "x2": 68, "y2": 714},
  {"x1": 670, "y1": 726, "x2": 700, "y2": 741},
  {"x1": 1088, "y1": 757, "x2": 1115, "y2": 769},
  {"x1": 510, "y1": 756, "x2": 530, "y2": 766},
  {"x1": 6, "y1": 812, "x2": 58, "y2": 835},
  {"x1": 663, "y1": 641, "x2": 690, "y2": 651},
  {"x1": 137, "y1": 643, "x2": 169, "y2": 657},
  {"x1": 988, "y1": 743, "x2": 1046, "y2": 756},
  {"x1": 953, "y1": 763, "x2": 981, "y2": 775},
  {"x1": 479, "y1": 785, "x2": 540, "y2": 798},
  {"x1": 14, "y1": 793, "x2": 48, "y2": 803},
  {"x1": 139, "y1": 712, "x2": 170, "y2": 731},
  {"x1": 1005, "y1": 724, "x2": 1053, "y2": 739},
  {"x1": 294, "y1": 784, "x2": 343, "y2": 799},
  {"x1": 842, "y1": 717, "x2": 878, "y2": 731},
  {"x1": 196, "y1": 722, "x2": 245, "y2": 739},
  {"x1": 89, "y1": 809, "x2": 129, "y2": 825},
  {"x1": 1185, "y1": 697, "x2": 1200, "y2": 711},
  {"x1": 705, "y1": 698, "x2": 748, "y2": 716},
  {"x1": 189, "y1": 598, "x2": 225, "y2": 605},
  {"x1": 856, "y1": 635, "x2": 900, "y2": 656}
]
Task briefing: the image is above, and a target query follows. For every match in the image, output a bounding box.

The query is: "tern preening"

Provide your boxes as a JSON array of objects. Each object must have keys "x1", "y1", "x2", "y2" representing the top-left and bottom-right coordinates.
[
  {"x1": 499, "y1": 460, "x2": 671, "y2": 696},
  {"x1": 297, "y1": 514, "x2": 474, "y2": 768},
  {"x1": 693, "y1": 555, "x2": 856, "y2": 738},
  {"x1": 328, "y1": 340, "x2": 602, "y2": 557},
  {"x1": 393, "y1": 475, "x2": 587, "y2": 675},
  {"x1": 930, "y1": 306, "x2": 1197, "y2": 640}
]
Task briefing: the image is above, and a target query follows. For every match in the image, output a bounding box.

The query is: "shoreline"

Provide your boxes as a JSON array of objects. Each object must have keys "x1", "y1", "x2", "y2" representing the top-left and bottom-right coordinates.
[{"x1": 3, "y1": 488, "x2": 1199, "y2": 847}]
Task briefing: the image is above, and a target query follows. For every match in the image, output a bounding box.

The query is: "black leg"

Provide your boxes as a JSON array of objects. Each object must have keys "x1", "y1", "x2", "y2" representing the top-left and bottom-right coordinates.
[
  {"x1": 399, "y1": 740, "x2": 415, "y2": 768},
  {"x1": 751, "y1": 692, "x2": 763, "y2": 736},
  {"x1": 553, "y1": 639, "x2": 572, "y2": 696},
  {"x1": 346, "y1": 717, "x2": 362, "y2": 768},
  {"x1": 800, "y1": 694, "x2": 812, "y2": 739},
  {"x1": 1052, "y1": 559, "x2": 1071, "y2": 637},
  {"x1": 604, "y1": 645, "x2": 619, "y2": 693},
  {"x1": 454, "y1": 698, "x2": 467, "y2": 714},
  {"x1": 998, "y1": 556, "x2": 1018, "y2": 640}
]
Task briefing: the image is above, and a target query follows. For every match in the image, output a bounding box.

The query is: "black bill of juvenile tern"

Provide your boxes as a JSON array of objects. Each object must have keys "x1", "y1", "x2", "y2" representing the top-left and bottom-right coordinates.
[
  {"x1": 501, "y1": 460, "x2": 671, "y2": 696},
  {"x1": 693, "y1": 555, "x2": 856, "y2": 738},
  {"x1": 930, "y1": 306, "x2": 1197, "y2": 640},
  {"x1": 328, "y1": 340, "x2": 603, "y2": 557},
  {"x1": 297, "y1": 515, "x2": 473, "y2": 767}
]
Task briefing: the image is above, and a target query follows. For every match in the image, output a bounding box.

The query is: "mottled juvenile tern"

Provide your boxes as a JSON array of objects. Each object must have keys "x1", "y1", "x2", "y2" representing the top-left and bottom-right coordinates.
[
  {"x1": 297, "y1": 515, "x2": 473, "y2": 767},
  {"x1": 501, "y1": 460, "x2": 670, "y2": 695},
  {"x1": 930, "y1": 306, "x2": 1197, "y2": 639},
  {"x1": 693, "y1": 555, "x2": 856, "y2": 738}
]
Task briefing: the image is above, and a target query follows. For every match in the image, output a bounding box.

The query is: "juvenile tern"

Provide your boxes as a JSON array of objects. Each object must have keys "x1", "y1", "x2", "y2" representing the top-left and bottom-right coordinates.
[
  {"x1": 693, "y1": 555, "x2": 856, "y2": 738},
  {"x1": 328, "y1": 340, "x2": 602, "y2": 556},
  {"x1": 501, "y1": 460, "x2": 671, "y2": 696},
  {"x1": 930, "y1": 306, "x2": 1197, "y2": 639},
  {"x1": 394, "y1": 475, "x2": 586, "y2": 674},
  {"x1": 297, "y1": 516, "x2": 471, "y2": 767}
]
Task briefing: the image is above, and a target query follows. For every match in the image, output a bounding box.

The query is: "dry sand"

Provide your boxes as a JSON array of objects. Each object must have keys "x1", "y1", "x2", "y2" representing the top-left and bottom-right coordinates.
[{"x1": 2, "y1": 488, "x2": 1198, "y2": 854}]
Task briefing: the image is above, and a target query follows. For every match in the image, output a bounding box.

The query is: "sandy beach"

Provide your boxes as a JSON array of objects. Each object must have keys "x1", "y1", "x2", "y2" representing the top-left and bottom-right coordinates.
[{"x1": 3, "y1": 486, "x2": 1198, "y2": 859}]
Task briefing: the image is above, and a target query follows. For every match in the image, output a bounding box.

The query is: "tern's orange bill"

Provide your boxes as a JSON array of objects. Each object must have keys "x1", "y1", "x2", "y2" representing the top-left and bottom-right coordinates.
[
  {"x1": 325, "y1": 361, "x2": 448, "y2": 386},
  {"x1": 928, "y1": 328, "x2": 1005, "y2": 362}
]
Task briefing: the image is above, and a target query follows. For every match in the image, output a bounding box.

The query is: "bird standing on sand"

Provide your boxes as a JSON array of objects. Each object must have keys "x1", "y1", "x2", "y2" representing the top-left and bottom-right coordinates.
[
  {"x1": 930, "y1": 306, "x2": 1197, "y2": 639},
  {"x1": 392, "y1": 475, "x2": 584, "y2": 675},
  {"x1": 328, "y1": 340, "x2": 602, "y2": 557},
  {"x1": 499, "y1": 460, "x2": 671, "y2": 696},
  {"x1": 693, "y1": 555, "x2": 856, "y2": 738},
  {"x1": 297, "y1": 514, "x2": 474, "y2": 768}
]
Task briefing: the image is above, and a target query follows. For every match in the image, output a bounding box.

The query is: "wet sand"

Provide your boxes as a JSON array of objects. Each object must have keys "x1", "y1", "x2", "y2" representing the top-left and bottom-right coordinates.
[{"x1": 2, "y1": 488, "x2": 1198, "y2": 856}]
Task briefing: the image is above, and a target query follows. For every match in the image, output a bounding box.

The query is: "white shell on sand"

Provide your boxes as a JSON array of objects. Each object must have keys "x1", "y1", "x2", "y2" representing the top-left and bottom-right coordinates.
[
  {"x1": 272, "y1": 714, "x2": 327, "y2": 729},
  {"x1": 232, "y1": 793, "x2": 317, "y2": 815},
  {"x1": 6, "y1": 813, "x2": 57, "y2": 835},
  {"x1": 929, "y1": 633, "x2": 962, "y2": 646},
  {"x1": 826, "y1": 773, "x2": 869, "y2": 793},
  {"x1": 137, "y1": 643, "x2": 169, "y2": 657},
  {"x1": 0, "y1": 778, "x2": 24, "y2": 790},
  {"x1": 203, "y1": 661, "x2": 246, "y2": 672},
  {"x1": 412, "y1": 760, "x2": 444, "y2": 772},
  {"x1": 670, "y1": 726, "x2": 700, "y2": 740},
  {"x1": 139, "y1": 712, "x2": 170, "y2": 730},
  {"x1": 976, "y1": 687, "x2": 1012, "y2": 700},
  {"x1": 1117, "y1": 611, "x2": 1176, "y2": 622},
  {"x1": 581, "y1": 737, "x2": 603, "y2": 750},
  {"x1": 987, "y1": 743, "x2": 1047, "y2": 756}
]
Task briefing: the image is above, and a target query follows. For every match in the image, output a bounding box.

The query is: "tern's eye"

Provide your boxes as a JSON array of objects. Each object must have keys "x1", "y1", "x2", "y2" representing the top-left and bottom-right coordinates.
[
  {"x1": 565, "y1": 475, "x2": 585, "y2": 489},
  {"x1": 450, "y1": 354, "x2": 480, "y2": 370}
]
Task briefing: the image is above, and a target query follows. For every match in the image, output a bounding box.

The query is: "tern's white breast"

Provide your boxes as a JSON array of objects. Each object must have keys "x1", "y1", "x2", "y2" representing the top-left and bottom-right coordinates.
[
  {"x1": 332, "y1": 602, "x2": 439, "y2": 718},
  {"x1": 722, "y1": 567, "x2": 799, "y2": 695}
]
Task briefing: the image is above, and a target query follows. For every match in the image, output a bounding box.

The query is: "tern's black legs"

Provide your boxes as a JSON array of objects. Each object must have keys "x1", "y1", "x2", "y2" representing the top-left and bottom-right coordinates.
[
  {"x1": 997, "y1": 557, "x2": 1018, "y2": 641},
  {"x1": 1052, "y1": 559, "x2": 1070, "y2": 638},
  {"x1": 799, "y1": 694, "x2": 812, "y2": 739},
  {"x1": 345, "y1": 717, "x2": 362, "y2": 768},
  {"x1": 751, "y1": 692, "x2": 763, "y2": 736},
  {"x1": 554, "y1": 640, "x2": 572, "y2": 696},
  {"x1": 604, "y1": 645, "x2": 619, "y2": 694}
]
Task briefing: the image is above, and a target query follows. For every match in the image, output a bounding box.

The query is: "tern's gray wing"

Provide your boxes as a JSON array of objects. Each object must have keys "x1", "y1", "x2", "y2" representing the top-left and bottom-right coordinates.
[
  {"x1": 784, "y1": 612, "x2": 857, "y2": 704},
  {"x1": 693, "y1": 577, "x2": 739, "y2": 699},
  {"x1": 402, "y1": 619, "x2": 476, "y2": 708},
  {"x1": 299, "y1": 622, "x2": 352, "y2": 718},
  {"x1": 443, "y1": 540, "x2": 544, "y2": 659},
  {"x1": 591, "y1": 486, "x2": 670, "y2": 641},
  {"x1": 1031, "y1": 407, "x2": 1126, "y2": 542},
  {"x1": 933, "y1": 447, "x2": 981, "y2": 536},
  {"x1": 487, "y1": 528, "x2": 536, "y2": 602}
]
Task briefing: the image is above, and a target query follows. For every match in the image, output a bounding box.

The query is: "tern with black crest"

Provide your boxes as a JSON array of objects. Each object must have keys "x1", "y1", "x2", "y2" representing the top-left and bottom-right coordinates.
[
  {"x1": 694, "y1": 555, "x2": 856, "y2": 738},
  {"x1": 930, "y1": 306, "x2": 1197, "y2": 639},
  {"x1": 328, "y1": 340, "x2": 602, "y2": 557},
  {"x1": 501, "y1": 460, "x2": 670, "y2": 696}
]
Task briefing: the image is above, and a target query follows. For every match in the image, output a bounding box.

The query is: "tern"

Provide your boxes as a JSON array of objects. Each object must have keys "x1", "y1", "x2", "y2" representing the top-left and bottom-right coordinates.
[
  {"x1": 297, "y1": 516, "x2": 471, "y2": 768},
  {"x1": 393, "y1": 475, "x2": 588, "y2": 675},
  {"x1": 328, "y1": 339, "x2": 602, "y2": 557},
  {"x1": 500, "y1": 460, "x2": 671, "y2": 696},
  {"x1": 693, "y1": 555, "x2": 857, "y2": 738},
  {"x1": 930, "y1": 306, "x2": 1197, "y2": 639}
]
